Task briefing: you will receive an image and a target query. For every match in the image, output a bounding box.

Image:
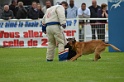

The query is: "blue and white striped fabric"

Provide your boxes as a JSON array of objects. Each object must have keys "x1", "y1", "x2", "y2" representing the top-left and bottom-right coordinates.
[{"x1": 59, "y1": 48, "x2": 69, "y2": 61}]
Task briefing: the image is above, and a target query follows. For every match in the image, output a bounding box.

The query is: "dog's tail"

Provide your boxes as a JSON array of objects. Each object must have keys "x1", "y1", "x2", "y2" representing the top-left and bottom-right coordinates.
[{"x1": 105, "y1": 44, "x2": 121, "y2": 52}]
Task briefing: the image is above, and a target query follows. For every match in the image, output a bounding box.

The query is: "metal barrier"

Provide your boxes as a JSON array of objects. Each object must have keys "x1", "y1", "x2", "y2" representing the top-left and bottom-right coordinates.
[{"x1": 77, "y1": 18, "x2": 108, "y2": 42}]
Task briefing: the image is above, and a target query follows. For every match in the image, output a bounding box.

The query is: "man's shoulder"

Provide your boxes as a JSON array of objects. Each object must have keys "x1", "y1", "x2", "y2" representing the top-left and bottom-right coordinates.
[
  {"x1": 53, "y1": 5, "x2": 64, "y2": 10},
  {"x1": 45, "y1": 5, "x2": 63, "y2": 13},
  {"x1": 42, "y1": 6, "x2": 46, "y2": 10},
  {"x1": 74, "y1": 6, "x2": 78, "y2": 8},
  {"x1": 89, "y1": 5, "x2": 101, "y2": 9},
  {"x1": 89, "y1": 5, "x2": 93, "y2": 9},
  {"x1": 29, "y1": 7, "x2": 32, "y2": 10},
  {"x1": 86, "y1": 7, "x2": 90, "y2": 11},
  {"x1": 9, "y1": 4, "x2": 14, "y2": 8},
  {"x1": 54, "y1": 5, "x2": 63, "y2": 8},
  {"x1": 29, "y1": 7, "x2": 34, "y2": 11},
  {"x1": 97, "y1": 5, "x2": 101, "y2": 8},
  {"x1": 19, "y1": 8, "x2": 26, "y2": 12},
  {"x1": 47, "y1": 5, "x2": 60, "y2": 9},
  {"x1": 68, "y1": 6, "x2": 78, "y2": 9},
  {"x1": 9, "y1": 10, "x2": 13, "y2": 13},
  {"x1": 78, "y1": 7, "x2": 81, "y2": 11},
  {"x1": 89, "y1": 6, "x2": 95, "y2": 9},
  {"x1": 3, "y1": 10, "x2": 13, "y2": 14}
]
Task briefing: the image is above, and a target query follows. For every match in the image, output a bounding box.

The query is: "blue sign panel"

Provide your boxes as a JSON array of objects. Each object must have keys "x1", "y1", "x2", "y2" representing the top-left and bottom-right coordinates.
[{"x1": 108, "y1": 0, "x2": 124, "y2": 52}]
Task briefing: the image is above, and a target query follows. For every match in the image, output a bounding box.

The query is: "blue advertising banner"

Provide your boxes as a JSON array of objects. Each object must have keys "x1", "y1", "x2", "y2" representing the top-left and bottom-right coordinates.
[{"x1": 108, "y1": 0, "x2": 124, "y2": 52}]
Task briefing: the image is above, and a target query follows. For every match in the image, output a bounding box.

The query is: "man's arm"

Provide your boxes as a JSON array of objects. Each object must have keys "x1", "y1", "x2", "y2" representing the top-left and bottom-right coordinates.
[
  {"x1": 41, "y1": 11, "x2": 47, "y2": 33},
  {"x1": 10, "y1": 10, "x2": 14, "y2": 19},
  {"x1": 56, "y1": 6, "x2": 66, "y2": 25},
  {"x1": 97, "y1": 9, "x2": 102, "y2": 18},
  {"x1": 1, "y1": 12, "x2": 9, "y2": 20},
  {"x1": 16, "y1": 10, "x2": 21, "y2": 19},
  {"x1": 83, "y1": 8, "x2": 90, "y2": 18},
  {"x1": 42, "y1": 11, "x2": 46, "y2": 25},
  {"x1": 76, "y1": 7, "x2": 78, "y2": 17}
]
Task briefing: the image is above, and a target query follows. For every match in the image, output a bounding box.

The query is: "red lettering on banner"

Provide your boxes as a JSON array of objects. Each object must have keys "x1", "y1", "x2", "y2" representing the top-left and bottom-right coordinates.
[
  {"x1": 28, "y1": 39, "x2": 38, "y2": 46},
  {"x1": 23, "y1": 32, "x2": 28, "y2": 38},
  {"x1": 15, "y1": 32, "x2": 20, "y2": 38},
  {"x1": 9, "y1": 32, "x2": 14, "y2": 38},
  {"x1": 64, "y1": 30, "x2": 76, "y2": 36},
  {"x1": 0, "y1": 30, "x2": 20, "y2": 38},
  {"x1": 23, "y1": 30, "x2": 43, "y2": 38},
  {"x1": 41, "y1": 38, "x2": 48, "y2": 46},
  {"x1": 4, "y1": 32, "x2": 9, "y2": 38},
  {"x1": 34, "y1": 32, "x2": 39, "y2": 37},
  {"x1": 3, "y1": 39, "x2": 24, "y2": 47},
  {"x1": 0, "y1": 31, "x2": 4, "y2": 38},
  {"x1": 39, "y1": 32, "x2": 42, "y2": 38}
]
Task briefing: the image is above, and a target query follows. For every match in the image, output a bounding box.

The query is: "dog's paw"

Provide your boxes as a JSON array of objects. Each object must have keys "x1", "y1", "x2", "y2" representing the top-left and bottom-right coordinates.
[{"x1": 98, "y1": 56, "x2": 101, "y2": 59}]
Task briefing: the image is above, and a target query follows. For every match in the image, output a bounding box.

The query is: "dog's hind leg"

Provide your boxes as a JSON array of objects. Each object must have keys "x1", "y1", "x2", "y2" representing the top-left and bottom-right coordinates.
[
  {"x1": 94, "y1": 52, "x2": 101, "y2": 61},
  {"x1": 94, "y1": 45, "x2": 106, "y2": 61}
]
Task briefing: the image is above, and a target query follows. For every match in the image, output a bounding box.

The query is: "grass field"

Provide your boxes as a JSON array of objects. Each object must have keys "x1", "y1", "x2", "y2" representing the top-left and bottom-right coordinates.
[{"x1": 0, "y1": 48, "x2": 124, "y2": 82}]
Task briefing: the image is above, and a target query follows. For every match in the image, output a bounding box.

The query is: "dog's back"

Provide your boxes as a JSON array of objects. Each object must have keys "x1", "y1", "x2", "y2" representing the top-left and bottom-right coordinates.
[
  {"x1": 74, "y1": 40, "x2": 104, "y2": 55},
  {"x1": 67, "y1": 38, "x2": 120, "y2": 61}
]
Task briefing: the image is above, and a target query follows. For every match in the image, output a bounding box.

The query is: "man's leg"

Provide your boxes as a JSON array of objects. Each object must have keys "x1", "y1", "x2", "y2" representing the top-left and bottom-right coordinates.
[
  {"x1": 53, "y1": 26, "x2": 68, "y2": 61},
  {"x1": 46, "y1": 27, "x2": 56, "y2": 61}
]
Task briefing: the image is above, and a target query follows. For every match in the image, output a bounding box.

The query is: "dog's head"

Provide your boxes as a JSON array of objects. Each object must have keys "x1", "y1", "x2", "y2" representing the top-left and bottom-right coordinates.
[{"x1": 66, "y1": 38, "x2": 76, "y2": 46}]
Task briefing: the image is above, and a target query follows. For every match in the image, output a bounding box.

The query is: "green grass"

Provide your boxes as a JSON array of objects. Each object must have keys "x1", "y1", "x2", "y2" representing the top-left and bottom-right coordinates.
[{"x1": 0, "y1": 48, "x2": 124, "y2": 82}]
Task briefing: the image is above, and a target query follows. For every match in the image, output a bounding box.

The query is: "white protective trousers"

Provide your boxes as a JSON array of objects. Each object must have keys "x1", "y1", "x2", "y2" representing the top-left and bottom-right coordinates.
[{"x1": 46, "y1": 25, "x2": 66, "y2": 60}]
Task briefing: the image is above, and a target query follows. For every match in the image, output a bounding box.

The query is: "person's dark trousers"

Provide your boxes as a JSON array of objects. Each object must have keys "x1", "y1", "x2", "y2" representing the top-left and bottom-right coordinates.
[
  {"x1": 79, "y1": 21, "x2": 84, "y2": 42},
  {"x1": 97, "y1": 24, "x2": 105, "y2": 42},
  {"x1": 91, "y1": 25, "x2": 97, "y2": 40},
  {"x1": 79, "y1": 29, "x2": 83, "y2": 42}
]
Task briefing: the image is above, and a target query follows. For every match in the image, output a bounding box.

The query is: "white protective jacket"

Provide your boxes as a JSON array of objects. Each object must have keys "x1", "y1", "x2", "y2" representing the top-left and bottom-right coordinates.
[{"x1": 42, "y1": 5, "x2": 66, "y2": 25}]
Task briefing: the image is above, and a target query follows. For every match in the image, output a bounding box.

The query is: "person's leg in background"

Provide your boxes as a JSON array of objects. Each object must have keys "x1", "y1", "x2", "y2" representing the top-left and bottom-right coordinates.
[
  {"x1": 97, "y1": 24, "x2": 105, "y2": 42},
  {"x1": 91, "y1": 25, "x2": 96, "y2": 40},
  {"x1": 79, "y1": 21, "x2": 85, "y2": 42}
]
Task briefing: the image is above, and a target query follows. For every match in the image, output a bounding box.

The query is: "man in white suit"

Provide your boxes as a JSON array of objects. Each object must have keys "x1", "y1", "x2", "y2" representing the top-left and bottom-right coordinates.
[{"x1": 42, "y1": 2, "x2": 68, "y2": 61}]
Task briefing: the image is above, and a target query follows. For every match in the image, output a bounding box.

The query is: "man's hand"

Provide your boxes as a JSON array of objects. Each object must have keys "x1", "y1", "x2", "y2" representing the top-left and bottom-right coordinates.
[
  {"x1": 82, "y1": 14, "x2": 84, "y2": 16},
  {"x1": 61, "y1": 24, "x2": 66, "y2": 29},
  {"x1": 43, "y1": 31, "x2": 46, "y2": 34},
  {"x1": 9, "y1": 17, "x2": 12, "y2": 19},
  {"x1": 103, "y1": 9, "x2": 106, "y2": 12},
  {"x1": 42, "y1": 23, "x2": 47, "y2": 33}
]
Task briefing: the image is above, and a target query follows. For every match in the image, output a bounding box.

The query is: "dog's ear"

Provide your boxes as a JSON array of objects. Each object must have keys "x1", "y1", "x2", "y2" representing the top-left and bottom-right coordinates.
[{"x1": 73, "y1": 37, "x2": 76, "y2": 40}]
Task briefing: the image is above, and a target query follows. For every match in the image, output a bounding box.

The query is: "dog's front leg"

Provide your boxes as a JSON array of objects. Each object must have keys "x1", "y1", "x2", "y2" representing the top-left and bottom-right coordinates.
[
  {"x1": 70, "y1": 48, "x2": 82, "y2": 61},
  {"x1": 70, "y1": 54, "x2": 81, "y2": 61}
]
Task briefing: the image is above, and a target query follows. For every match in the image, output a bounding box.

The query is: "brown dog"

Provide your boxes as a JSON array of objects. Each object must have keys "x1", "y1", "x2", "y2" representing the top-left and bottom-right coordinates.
[{"x1": 68, "y1": 38, "x2": 121, "y2": 61}]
